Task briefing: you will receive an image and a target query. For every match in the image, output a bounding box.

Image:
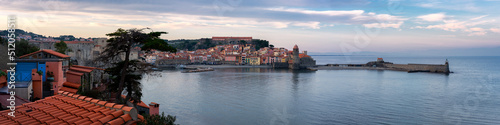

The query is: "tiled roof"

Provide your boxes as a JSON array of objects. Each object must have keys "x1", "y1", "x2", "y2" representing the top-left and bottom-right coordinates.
[
  {"x1": 299, "y1": 54, "x2": 311, "y2": 58},
  {"x1": 69, "y1": 67, "x2": 94, "y2": 73},
  {"x1": 0, "y1": 91, "x2": 144, "y2": 125},
  {"x1": 0, "y1": 94, "x2": 30, "y2": 108},
  {"x1": 18, "y1": 49, "x2": 70, "y2": 59},
  {"x1": 59, "y1": 82, "x2": 81, "y2": 94},
  {"x1": 71, "y1": 65, "x2": 97, "y2": 70},
  {"x1": 67, "y1": 71, "x2": 84, "y2": 76}
]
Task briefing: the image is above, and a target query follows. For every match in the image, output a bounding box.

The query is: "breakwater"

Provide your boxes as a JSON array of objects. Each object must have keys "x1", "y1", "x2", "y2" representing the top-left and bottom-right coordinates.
[{"x1": 322, "y1": 58, "x2": 451, "y2": 74}]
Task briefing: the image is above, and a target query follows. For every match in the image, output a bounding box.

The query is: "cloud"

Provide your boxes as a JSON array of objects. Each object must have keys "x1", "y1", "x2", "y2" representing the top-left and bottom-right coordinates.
[
  {"x1": 363, "y1": 22, "x2": 403, "y2": 29},
  {"x1": 490, "y1": 28, "x2": 500, "y2": 33},
  {"x1": 292, "y1": 22, "x2": 321, "y2": 29},
  {"x1": 265, "y1": 7, "x2": 406, "y2": 24},
  {"x1": 267, "y1": 7, "x2": 365, "y2": 16},
  {"x1": 470, "y1": 15, "x2": 488, "y2": 20},
  {"x1": 415, "y1": 1, "x2": 481, "y2": 12},
  {"x1": 417, "y1": 13, "x2": 447, "y2": 22},
  {"x1": 414, "y1": 13, "x2": 497, "y2": 36}
]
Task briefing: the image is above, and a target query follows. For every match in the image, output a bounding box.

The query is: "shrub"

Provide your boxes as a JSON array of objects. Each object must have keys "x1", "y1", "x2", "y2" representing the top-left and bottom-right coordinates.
[{"x1": 139, "y1": 112, "x2": 178, "y2": 125}]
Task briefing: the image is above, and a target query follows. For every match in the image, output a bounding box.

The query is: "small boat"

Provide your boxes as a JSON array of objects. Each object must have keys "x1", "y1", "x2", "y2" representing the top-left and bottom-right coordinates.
[
  {"x1": 182, "y1": 67, "x2": 214, "y2": 73},
  {"x1": 176, "y1": 64, "x2": 186, "y2": 69}
]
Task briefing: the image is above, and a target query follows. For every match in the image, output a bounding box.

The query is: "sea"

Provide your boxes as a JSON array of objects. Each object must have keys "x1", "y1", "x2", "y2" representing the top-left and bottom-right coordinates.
[{"x1": 140, "y1": 56, "x2": 500, "y2": 125}]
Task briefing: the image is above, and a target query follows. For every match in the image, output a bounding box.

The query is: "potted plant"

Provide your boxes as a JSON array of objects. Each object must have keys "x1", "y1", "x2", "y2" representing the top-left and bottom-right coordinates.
[
  {"x1": 37, "y1": 70, "x2": 43, "y2": 75},
  {"x1": 46, "y1": 71, "x2": 55, "y2": 81}
]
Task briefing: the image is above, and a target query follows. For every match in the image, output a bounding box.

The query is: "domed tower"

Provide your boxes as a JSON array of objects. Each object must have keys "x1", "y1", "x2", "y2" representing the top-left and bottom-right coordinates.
[{"x1": 290, "y1": 44, "x2": 300, "y2": 69}]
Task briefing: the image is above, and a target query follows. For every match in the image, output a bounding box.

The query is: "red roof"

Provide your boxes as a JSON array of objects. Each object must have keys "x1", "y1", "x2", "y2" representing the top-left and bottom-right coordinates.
[
  {"x1": 67, "y1": 71, "x2": 84, "y2": 76},
  {"x1": 0, "y1": 93, "x2": 30, "y2": 108},
  {"x1": 60, "y1": 82, "x2": 81, "y2": 94},
  {"x1": 0, "y1": 91, "x2": 144, "y2": 124},
  {"x1": 72, "y1": 65, "x2": 98, "y2": 70},
  {"x1": 69, "y1": 67, "x2": 94, "y2": 73},
  {"x1": 299, "y1": 54, "x2": 311, "y2": 58},
  {"x1": 56, "y1": 41, "x2": 94, "y2": 44},
  {"x1": 18, "y1": 49, "x2": 70, "y2": 59}
]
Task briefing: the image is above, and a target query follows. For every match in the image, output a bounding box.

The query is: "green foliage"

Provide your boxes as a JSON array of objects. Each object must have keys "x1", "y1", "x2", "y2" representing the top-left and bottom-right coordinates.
[
  {"x1": 270, "y1": 44, "x2": 274, "y2": 49},
  {"x1": 46, "y1": 71, "x2": 54, "y2": 77},
  {"x1": 139, "y1": 112, "x2": 178, "y2": 125},
  {"x1": 239, "y1": 40, "x2": 247, "y2": 45},
  {"x1": 97, "y1": 28, "x2": 176, "y2": 105},
  {"x1": 78, "y1": 89, "x2": 103, "y2": 100},
  {"x1": 172, "y1": 40, "x2": 198, "y2": 50},
  {"x1": 105, "y1": 60, "x2": 143, "y2": 104},
  {"x1": 0, "y1": 70, "x2": 7, "y2": 77},
  {"x1": 54, "y1": 40, "x2": 71, "y2": 54},
  {"x1": 16, "y1": 39, "x2": 39, "y2": 57},
  {"x1": 252, "y1": 39, "x2": 269, "y2": 50},
  {"x1": 197, "y1": 40, "x2": 215, "y2": 50},
  {"x1": 141, "y1": 39, "x2": 176, "y2": 53},
  {"x1": 36, "y1": 70, "x2": 43, "y2": 75}
]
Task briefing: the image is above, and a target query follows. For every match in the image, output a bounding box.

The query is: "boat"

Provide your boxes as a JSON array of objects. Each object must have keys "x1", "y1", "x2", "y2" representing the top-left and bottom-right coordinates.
[
  {"x1": 181, "y1": 67, "x2": 214, "y2": 73},
  {"x1": 176, "y1": 64, "x2": 186, "y2": 69}
]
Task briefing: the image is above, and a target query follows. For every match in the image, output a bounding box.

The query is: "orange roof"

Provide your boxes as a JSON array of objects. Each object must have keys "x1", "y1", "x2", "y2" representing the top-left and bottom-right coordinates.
[
  {"x1": 59, "y1": 82, "x2": 81, "y2": 94},
  {"x1": 67, "y1": 70, "x2": 84, "y2": 76},
  {"x1": 72, "y1": 65, "x2": 99, "y2": 71},
  {"x1": 299, "y1": 54, "x2": 311, "y2": 58},
  {"x1": 0, "y1": 91, "x2": 143, "y2": 124},
  {"x1": 70, "y1": 67, "x2": 94, "y2": 73},
  {"x1": 18, "y1": 49, "x2": 70, "y2": 59}
]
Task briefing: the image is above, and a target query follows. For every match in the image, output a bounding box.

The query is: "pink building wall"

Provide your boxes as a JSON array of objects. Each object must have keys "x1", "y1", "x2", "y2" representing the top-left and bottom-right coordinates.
[
  {"x1": 149, "y1": 102, "x2": 160, "y2": 115},
  {"x1": 225, "y1": 56, "x2": 237, "y2": 61},
  {"x1": 46, "y1": 62, "x2": 64, "y2": 94},
  {"x1": 31, "y1": 69, "x2": 43, "y2": 99}
]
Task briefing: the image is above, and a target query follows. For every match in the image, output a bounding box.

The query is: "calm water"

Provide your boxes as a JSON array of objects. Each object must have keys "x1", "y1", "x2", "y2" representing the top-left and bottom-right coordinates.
[{"x1": 141, "y1": 56, "x2": 500, "y2": 125}]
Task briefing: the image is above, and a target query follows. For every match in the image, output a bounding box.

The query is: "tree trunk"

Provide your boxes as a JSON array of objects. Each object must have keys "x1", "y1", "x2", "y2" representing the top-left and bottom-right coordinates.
[{"x1": 116, "y1": 41, "x2": 132, "y2": 103}]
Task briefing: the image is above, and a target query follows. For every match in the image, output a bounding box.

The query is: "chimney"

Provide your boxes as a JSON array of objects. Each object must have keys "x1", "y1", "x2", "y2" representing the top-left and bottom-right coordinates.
[
  {"x1": 149, "y1": 102, "x2": 160, "y2": 115},
  {"x1": 302, "y1": 51, "x2": 307, "y2": 55}
]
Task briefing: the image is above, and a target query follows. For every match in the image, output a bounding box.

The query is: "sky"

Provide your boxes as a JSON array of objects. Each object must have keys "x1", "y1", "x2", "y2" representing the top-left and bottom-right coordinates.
[{"x1": 1, "y1": 0, "x2": 500, "y2": 56}]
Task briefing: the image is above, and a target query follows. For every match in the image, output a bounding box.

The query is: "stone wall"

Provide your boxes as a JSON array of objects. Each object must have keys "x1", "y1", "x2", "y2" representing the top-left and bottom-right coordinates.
[
  {"x1": 272, "y1": 62, "x2": 289, "y2": 69},
  {"x1": 67, "y1": 43, "x2": 94, "y2": 66},
  {"x1": 385, "y1": 63, "x2": 449, "y2": 73}
]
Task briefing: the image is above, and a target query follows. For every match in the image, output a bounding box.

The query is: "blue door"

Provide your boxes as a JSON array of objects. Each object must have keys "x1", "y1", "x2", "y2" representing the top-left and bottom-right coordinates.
[
  {"x1": 38, "y1": 62, "x2": 46, "y2": 82},
  {"x1": 14, "y1": 62, "x2": 37, "y2": 82}
]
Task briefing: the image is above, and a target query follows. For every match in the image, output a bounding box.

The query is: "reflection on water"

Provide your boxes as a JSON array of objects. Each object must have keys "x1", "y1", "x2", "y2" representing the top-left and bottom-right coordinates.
[{"x1": 141, "y1": 56, "x2": 500, "y2": 125}]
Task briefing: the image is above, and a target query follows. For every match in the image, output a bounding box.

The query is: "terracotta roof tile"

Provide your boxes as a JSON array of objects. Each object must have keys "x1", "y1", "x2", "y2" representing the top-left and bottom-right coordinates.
[
  {"x1": 18, "y1": 49, "x2": 70, "y2": 59},
  {"x1": 110, "y1": 110, "x2": 124, "y2": 117},
  {"x1": 97, "y1": 101, "x2": 107, "y2": 106},
  {"x1": 70, "y1": 67, "x2": 94, "y2": 73},
  {"x1": 112, "y1": 104, "x2": 124, "y2": 109},
  {"x1": 0, "y1": 91, "x2": 143, "y2": 125},
  {"x1": 120, "y1": 114, "x2": 132, "y2": 122},
  {"x1": 98, "y1": 115, "x2": 115, "y2": 124},
  {"x1": 107, "y1": 117, "x2": 125, "y2": 125},
  {"x1": 66, "y1": 70, "x2": 84, "y2": 76},
  {"x1": 63, "y1": 82, "x2": 81, "y2": 89},
  {"x1": 104, "y1": 103, "x2": 116, "y2": 108},
  {"x1": 121, "y1": 107, "x2": 133, "y2": 112}
]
